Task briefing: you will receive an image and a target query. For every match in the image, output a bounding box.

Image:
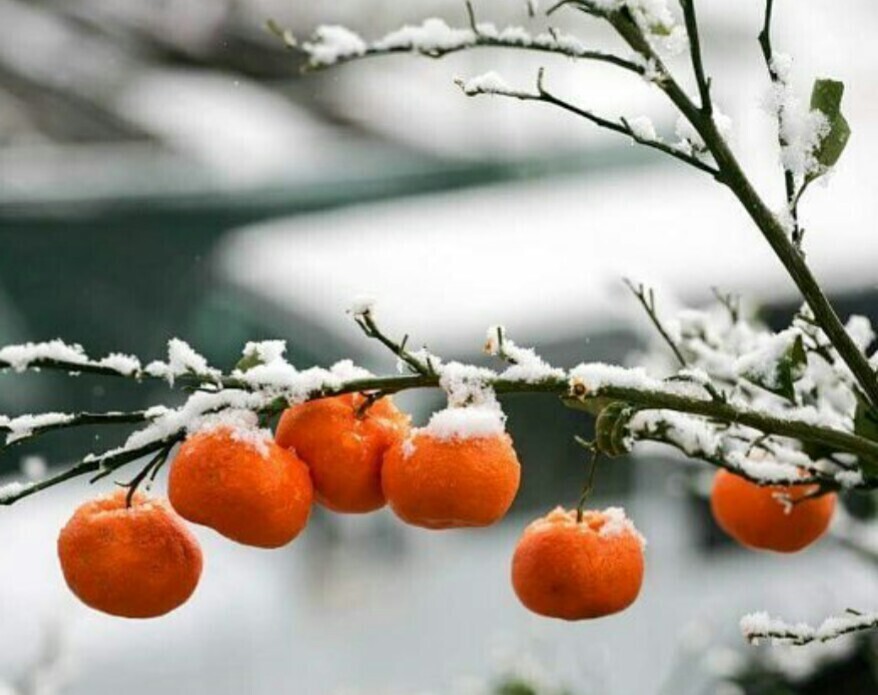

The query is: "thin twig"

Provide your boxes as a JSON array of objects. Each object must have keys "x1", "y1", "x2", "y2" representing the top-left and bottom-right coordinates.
[
  {"x1": 354, "y1": 310, "x2": 434, "y2": 376},
  {"x1": 460, "y1": 69, "x2": 721, "y2": 178},
  {"x1": 757, "y1": 0, "x2": 800, "y2": 245},
  {"x1": 679, "y1": 0, "x2": 712, "y2": 115}
]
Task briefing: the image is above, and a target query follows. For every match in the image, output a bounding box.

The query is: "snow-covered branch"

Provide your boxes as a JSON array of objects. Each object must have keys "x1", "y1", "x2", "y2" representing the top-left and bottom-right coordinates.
[
  {"x1": 741, "y1": 610, "x2": 878, "y2": 646},
  {"x1": 455, "y1": 68, "x2": 721, "y2": 177},
  {"x1": 280, "y1": 16, "x2": 644, "y2": 75},
  {"x1": 3, "y1": 303, "x2": 878, "y2": 508}
]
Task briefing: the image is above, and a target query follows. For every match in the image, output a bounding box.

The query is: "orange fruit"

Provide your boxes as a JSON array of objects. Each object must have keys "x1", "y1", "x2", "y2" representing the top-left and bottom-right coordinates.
[
  {"x1": 511, "y1": 507, "x2": 645, "y2": 620},
  {"x1": 169, "y1": 427, "x2": 313, "y2": 548},
  {"x1": 710, "y1": 468, "x2": 836, "y2": 552},
  {"x1": 57, "y1": 490, "x2": 202, "y2": 618},
  {"x1": 381, "y1": 431, "x2": 520, "y2": 529},
  {"x1": 275, "y1": 394, "x2": 409, "y2": 513}
]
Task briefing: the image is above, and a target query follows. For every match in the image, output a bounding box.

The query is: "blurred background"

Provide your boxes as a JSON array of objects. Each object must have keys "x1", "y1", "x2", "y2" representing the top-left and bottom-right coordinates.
[{"x1": 1, "y1": 0, "x2": 878, "y2": 693}]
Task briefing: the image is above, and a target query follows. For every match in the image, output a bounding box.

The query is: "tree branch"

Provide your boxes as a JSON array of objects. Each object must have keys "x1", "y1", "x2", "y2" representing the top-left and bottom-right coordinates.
[
  {"x1": 757, "y1": 0, "x2": 801, "y2": 243},
  {"x1": 679, "y1": 0, "x2": 712, "y2": 115},
  {"x1": 457, "y1": 69, "x2": 722, "y2": 178},
  {"x1": 592, "y1": 5, "x2": 878, "y2": 411}
]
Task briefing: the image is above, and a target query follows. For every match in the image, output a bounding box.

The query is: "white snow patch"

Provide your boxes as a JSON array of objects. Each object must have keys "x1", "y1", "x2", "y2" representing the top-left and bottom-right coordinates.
[
  {"x1": 458, "y1": 71, "x2": 512, "y2": 96},
  {"x1": 303, "y1": 25, "x2": 367, "y2": 67},
  {"x1": 422, "y1": 404, "x2": 506, "y2": 441},
  {"x1": 628, "y1": 116, "x2": 657, "y2": 141},
  {"x1": 0, "y1": 340, "x2": 89, "y2": 372}
]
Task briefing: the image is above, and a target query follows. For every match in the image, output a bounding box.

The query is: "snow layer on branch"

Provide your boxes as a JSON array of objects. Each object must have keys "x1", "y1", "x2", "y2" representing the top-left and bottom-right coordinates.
[
  {"x1": 241, "y1": 339, "x2": 287, "y2": 366},
  {"x1": 485, "y1": 326, "x2": 565, "y2": 383},
  {"x1": 628, "y1": 116, "x2": 657, "y2": 141},
  {"x1": 741, "y1": 611, "x2": 878, "y2": 645},
  {"x1": 97, "y1": 353, "x2": 141, "y2": 376},
  {"x1": 835, "y1": 469, "x2": 864, "y2": 488},
  {"x1": 2, "y1": 412, "x2": 74, "y2": 444},
  {"x1": 93, "y1": 389, "x2": 272, "y2": 463},
  {"x1": 236, "y1": 354, "x2": 371, "y2": 403},
  {"x1": 733, "y1": 454, "x2": 800, "y2": 483},
  {"x1": 374, "y1": 18, "x2": 474, "y2": 53},
  {"x1": 569, "y1": 362, "x2": 662, "y2": 394},
  {"x1": 845, "y1": 315, "x2": 875, "y2": 353},
  {"x1": 303, "y1": 26, "x2": 367, "y2": 67},
  {"x1": 0, "y1": 481, "x2": 27, "y2": 503},
  {"x1": 145, "y1": 338, "x2": 221, "y2": 384},
  {"x1": 438, "y1": 361, "x2": 498, "y2": 407},
  {"x1": 630, "y1": 410, "x2": 721, "y2": 457},
  {"x1": 458, "y1": 71, "x2": 512, "y2": 96},
  {"x1": 0, "y1": 340, "x2": 89, "y2": 371},
  {"x1": 591, "y1": 0, "x2": 674, "y2": 33},
  {"x1": 733, "y1": 328, "x2": 800, "y2": 389},
  {"x1": 299, "y1": 17, "x2": 633, "y2": 69}
]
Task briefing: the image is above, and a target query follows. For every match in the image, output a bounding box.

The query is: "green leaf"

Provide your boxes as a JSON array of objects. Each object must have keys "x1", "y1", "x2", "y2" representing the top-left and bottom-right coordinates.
[
  {"x1": 810, "y1": 78, "x2": 844, "y2": 120},
  {"x1": 853, "y1": 390, "x2": 878, "y2": 475},
  {"x1": 814, "y1": 112, "x2": 851, "y2": 169},
  {"x1": 741, "y1": 334, "x2": 807, "y2": 402},
  {"x1": 234, "y1": 351, "x2": 264, "y2": 373},
  {"x1": 809, "y1": 78, "x2": 852, "y2": 173},
  {"x1": 649, "y1": 22, "x2": 672, "y2": 36}
]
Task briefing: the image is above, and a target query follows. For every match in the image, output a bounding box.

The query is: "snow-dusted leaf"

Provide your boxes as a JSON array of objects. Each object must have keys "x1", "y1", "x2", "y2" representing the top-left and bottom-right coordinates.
[
  {"x1": 740, "y1": 334, "x2": 806, "y2": 402},
  {"x1": 809, "y1": 78, "x2": 851, "y2": 173}
]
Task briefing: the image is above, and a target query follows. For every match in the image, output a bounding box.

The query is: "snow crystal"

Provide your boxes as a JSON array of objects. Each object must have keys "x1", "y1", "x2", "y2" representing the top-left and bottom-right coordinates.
[
  {"x1": 240, "y1": 340, "x2": 287, "y2": 366},
  {"x1": 146, "y1": 338, "x2": 220, "y2": 385},
  {"x1": 373, "y1": 18, "x2": 474, "y2": 53},
  {"x1": 735, "y1": 455, "x2": 800, "y2": 484},
  {"x1": 399, "y1": 348, "x2": 442, "y2": 375},
  {"x1": 713, "y1": 108, "x2": 734, "y2": 142},
  {"x1": 569, "y1": 362, "x2": 662, "y2": 395},
  {"x1": 97, "y1": 353, "x2": 141, "y2": 376},
  {"x1": 329, "y1": 359, "x2": 373, "y2": 382},
  {"x1": 770, "y1": 52, "x2": 793, "y2": 80},
  {"x1": 0, "y1": 340, "x2": 89, "y2": 372},
  {"x1": 835, "y1": 469, "x2": 864, "y2": 488},
  {"x1": 422, "y1": 404, "x2": 506, "y2": 441},
  {"x1": 486, "y1": 325, "x2": 565, "y2": 383},
  {"x1": 661, "y1": 25, "x2": 688, "y2": 56},
  {"x1": 630, "y1": 410, "x2": 721, "y2": 457},
  {"x1": 304, "y1": 25, "x2": 367, "y2": 66},
  {"x1": 590, "y1": 0, "x2": 674, "y2": 34},
  {"x1": 189, "y1": 409, "x2": 272, "y2": 457},
  {"x1": 348, "y1": 295, "x2": 376, "y2": 316},
  {"x1": 762, "y1": 69, "x2": 831, "y2": 178},
  {"x1": 733, "y1": 328, "x2": 800, "y2": 390},
  {"x1": 601, "y1": 506, "x2": 646, "y2": 546},
  {"x1": 675, "y1": 115, "x2": 705, "y2": 152},
  {"x1": 628, "y1": 116, "x2": 657, "y2": 141},
  {"x1": 845, "y1": 315, "x2": 875, "y2": 353},
  {"x1": 438, "y1": 362, "x2": 498, "y2": 407},
  {"x1": 97, "y1": 389, "x2": 270, "y2": 463},
  {"x1": 458, "y1": 71, "x2": 512, "y2": 96}
]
